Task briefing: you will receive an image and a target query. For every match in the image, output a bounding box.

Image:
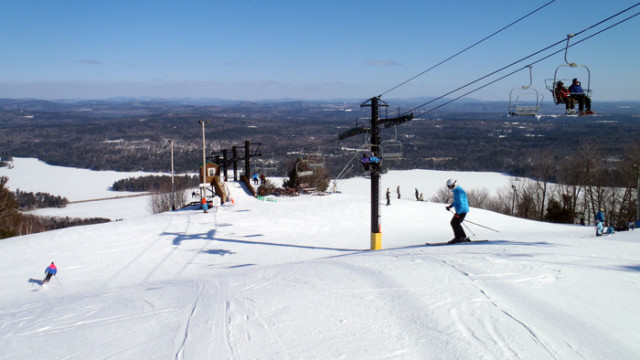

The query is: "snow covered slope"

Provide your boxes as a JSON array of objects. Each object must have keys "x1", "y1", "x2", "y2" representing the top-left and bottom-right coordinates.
[{"x1": 0, "y1": 160, "x2": 639, "y2": 359}]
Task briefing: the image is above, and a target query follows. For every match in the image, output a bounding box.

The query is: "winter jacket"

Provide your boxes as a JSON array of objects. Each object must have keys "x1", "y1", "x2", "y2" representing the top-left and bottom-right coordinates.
[
  {"x1": 555, "y1": 86, "x2": 570, "y2": 100},
  {"x1": 450, "y1": 186, "x2": 470, "y2": 214},
  {"x1": 45, "y1": 264, "x2": 57, "y2": 275},
  {"x1": 569, "y1": 83, "x2": 585, "y2": 95},
  {"x1": 596, "y1": 211, "x2": 605, "y2": 223}
]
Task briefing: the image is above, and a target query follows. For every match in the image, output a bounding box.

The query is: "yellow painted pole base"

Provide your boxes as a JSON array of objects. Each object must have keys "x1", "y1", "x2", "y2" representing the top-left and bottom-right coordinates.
[{"x1": 371, "y1": 232, "x2": 382, "y2": 250}]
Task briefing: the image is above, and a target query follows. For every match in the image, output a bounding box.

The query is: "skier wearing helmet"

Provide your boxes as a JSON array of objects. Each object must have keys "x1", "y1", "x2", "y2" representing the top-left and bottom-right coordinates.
[{"x1": 445, "y1": 179, "x2": 470, "y2": 244}]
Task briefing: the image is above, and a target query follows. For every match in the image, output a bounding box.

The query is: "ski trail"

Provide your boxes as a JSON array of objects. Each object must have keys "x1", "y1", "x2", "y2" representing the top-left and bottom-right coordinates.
[
  {"x1": 224, "y1": 268, "x2": 284, "y2": 359},
  {"x1": 439, "y1": 258, "x2": 559, "y2": 359},
  {"x1": 224, "y1": 300, "x2": 240, "y2": 359},
  {"x1": 175, "y1": 280, "x2": 204, "y2": 360}
]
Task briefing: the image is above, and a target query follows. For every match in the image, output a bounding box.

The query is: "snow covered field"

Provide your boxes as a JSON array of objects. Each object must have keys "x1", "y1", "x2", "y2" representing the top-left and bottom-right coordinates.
[
  {"x1": 1, "y1": 158, "x2": 639, "y2": 359},
  {"x1": 0, "y1": 158, "x2": 167, "y2": 220}
]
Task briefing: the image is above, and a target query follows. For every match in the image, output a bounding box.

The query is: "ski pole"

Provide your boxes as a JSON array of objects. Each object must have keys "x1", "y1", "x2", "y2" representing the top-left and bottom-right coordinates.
[
  {"x1": 464, "y1": 219, "x2": 500, "y2": 233},
  {"x1": 462, "y1": 221, "x2": 476, "y2": 237},
  {"x1": 449, "y1": 209, "x2": 500, "y2": 233},
  {"x1": 448, "y1": 208, "x2": 476, "y2": 236}
]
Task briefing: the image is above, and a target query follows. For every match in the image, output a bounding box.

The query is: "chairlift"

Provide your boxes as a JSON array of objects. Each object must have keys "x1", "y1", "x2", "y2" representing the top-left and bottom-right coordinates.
[
  {"x1": 306, "y1": 153, "x2": 325, "y2": 169},
  {"x1": 251, "y1": 160, "x2": 263, "y2": 175},
  {"x1": 262, "y1": 159, "x2": 278, "y2": 175},
  {"x1": 295, "y1": 160, "x2": 314, "y2": 177},
  {"x1": 380, "y1": 126, "x2": 403, "y2": 159},
  {"x1": 545, "y1": 35, "x2": 592, "y2": 109},
  {"x1": 508, "y1": 66, "x2": 543, "y2": 116}
]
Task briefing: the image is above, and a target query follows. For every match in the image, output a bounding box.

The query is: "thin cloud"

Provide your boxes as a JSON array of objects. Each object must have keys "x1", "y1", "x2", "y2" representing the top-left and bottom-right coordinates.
[{"x1": 365, "y1": 60, "x2": 402, "y2": 66}]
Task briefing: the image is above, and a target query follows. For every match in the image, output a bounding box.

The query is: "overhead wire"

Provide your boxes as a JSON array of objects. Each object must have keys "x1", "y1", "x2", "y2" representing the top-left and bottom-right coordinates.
[
  {"x1": 287, "y1": 0, "x2": 560, "y2": 152},
  {"x1": 402, "y1": 3, "x2": 640, "y2": 117},
  {"x1": 321, "y1": 3, "x2": 640, "y2": 179},
  {"x1": 430, "y1": 9, "x2": 640, "y2": 116},
  {"x1": 276, "y1": 2, "x2": 640, "y2": 159},
  {"x1": 378, "y1": 0, "x2": 558, "y2": 98}
]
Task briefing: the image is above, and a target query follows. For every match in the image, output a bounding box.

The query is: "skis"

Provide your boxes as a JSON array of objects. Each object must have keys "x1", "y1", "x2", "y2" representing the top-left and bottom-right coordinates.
[{"x1": 425, "y1": 240, "x2": 489, "y2": 246}]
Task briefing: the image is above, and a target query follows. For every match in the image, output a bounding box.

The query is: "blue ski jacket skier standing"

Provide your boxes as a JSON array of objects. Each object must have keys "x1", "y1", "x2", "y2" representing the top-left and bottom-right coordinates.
[
  {"x1": 43, "y1": 262, "x2": 57, "y2": 284},
  {"x1": 445, "y1": 179, "x2": 470, "y2": 243},
  {"x1": 595, "y1": 208, "x2": 605, "y2": 236}
]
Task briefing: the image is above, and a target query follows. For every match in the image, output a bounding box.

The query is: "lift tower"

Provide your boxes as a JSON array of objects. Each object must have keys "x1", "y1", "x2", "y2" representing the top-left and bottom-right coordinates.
[{"x1": 340, "y1": 97, "x2": 413, "y2": 250}]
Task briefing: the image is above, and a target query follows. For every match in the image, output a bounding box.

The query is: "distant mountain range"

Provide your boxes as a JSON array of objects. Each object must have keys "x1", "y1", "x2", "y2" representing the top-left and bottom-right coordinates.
[{"x1": 1, "y1": 97, "x2": 639, "y2": 116}]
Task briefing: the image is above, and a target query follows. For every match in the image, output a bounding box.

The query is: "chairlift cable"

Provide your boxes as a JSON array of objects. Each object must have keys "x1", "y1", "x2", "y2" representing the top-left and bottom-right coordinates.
[
  {"x1": 570, "y1": 2, "x2": 640, "y2": 38},
  {"x1": 288, "y1": 4, "x2": 640, "y2": 159},
  {"x1": 402, "y1": 39, "x2": 565, "y2": 116},
  {"x1": 401, "y1": 5, "x2": 640, "y2": 117},
  {"x1": 378, "y1": 0, "x2": 558, "y2": 98},
  {"x1": 417, "y1": 10, "x2": 640, "y2": 117},
  {"x1": 308, "y1": 1, "x2": 561, "y2": 127}
]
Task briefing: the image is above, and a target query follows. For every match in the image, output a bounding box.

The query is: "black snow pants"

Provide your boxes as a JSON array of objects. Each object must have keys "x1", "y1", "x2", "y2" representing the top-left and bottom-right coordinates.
[{"x1": 450, "y1": 212, "x2": 467, "y2": 240}]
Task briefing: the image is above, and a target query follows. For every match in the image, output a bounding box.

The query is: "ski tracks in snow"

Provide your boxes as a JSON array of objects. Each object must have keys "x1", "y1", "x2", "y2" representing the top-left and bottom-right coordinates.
[
  {"x1": 172, "y1": 278, "x2": 250, "y2": 360},
  {"x1": 174, "y1": 280, "x2": 204, "y2": 360},
  {"x1": 437, "y1": 256, "x2": 560, "y2": 359}
]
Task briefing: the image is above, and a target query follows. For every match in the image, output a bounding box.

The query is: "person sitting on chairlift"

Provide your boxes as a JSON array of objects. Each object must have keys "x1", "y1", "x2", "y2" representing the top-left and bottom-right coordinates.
[
  {"x1": 361, "y1": 153, "x2": 371, "y2": 171},
  {"x1": 568, "y1": 78, "x2": 594, "y2": 115},
  {"x1": 554, "y1": 81, "x2": 575, "y2": 114}
]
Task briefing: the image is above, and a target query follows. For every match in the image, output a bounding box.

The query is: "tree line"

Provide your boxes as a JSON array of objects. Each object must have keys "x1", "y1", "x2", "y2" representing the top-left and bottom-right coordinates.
[
  {"x1": 0, "y1": 176, "x2": 110, "y2": 239},
  {"x1": 111, "y1": 175, "x2": 199, "y2": 192},
  {"x1": 430, "y1": 140, "x2": 640, "y2": 229},
  {"x1": 14, "y1": 189, "x2": 68, "y2": 210}
]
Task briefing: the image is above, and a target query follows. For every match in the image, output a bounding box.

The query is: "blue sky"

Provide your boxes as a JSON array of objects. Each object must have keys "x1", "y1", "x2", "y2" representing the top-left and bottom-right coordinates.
[{"x1": 1, "y1": 0, "x2": 639, "y2": 101}]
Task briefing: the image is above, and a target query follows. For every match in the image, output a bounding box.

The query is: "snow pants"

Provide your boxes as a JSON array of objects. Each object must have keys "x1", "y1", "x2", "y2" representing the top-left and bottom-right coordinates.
[
  {"x1": 450, "y1": 212, "x2": 467, "y2": 240},
  {"x1": 43, "y1": 273, "x2": 53, "y2": 284},
  {"x1": 596, "y1": 221, "x2": 603, "y2": 236}
]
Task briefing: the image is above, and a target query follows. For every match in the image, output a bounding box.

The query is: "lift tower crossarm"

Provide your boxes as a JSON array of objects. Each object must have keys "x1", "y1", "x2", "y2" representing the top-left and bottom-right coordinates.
[
  {"x1": 381, "y1": 113, "x2": 414, "y2": 128},
  {"x1": 338, "y1": 126, "x2": 371, "y2": 140}
]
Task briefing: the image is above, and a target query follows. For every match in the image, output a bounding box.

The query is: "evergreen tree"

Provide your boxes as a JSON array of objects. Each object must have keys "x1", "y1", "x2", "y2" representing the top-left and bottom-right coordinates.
[{"x1": 0, "y1": 176, "x2": 20, "y2": 239}]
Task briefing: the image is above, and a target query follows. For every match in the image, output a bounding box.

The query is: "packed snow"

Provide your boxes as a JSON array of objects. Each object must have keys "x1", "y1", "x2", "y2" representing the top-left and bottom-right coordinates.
[{"x1": 1, "y1": 158, "x2": 639, "y2": 359}]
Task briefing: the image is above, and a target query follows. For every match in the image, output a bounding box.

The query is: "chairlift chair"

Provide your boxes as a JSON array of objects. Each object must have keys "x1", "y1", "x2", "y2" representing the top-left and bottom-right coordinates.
[
  {"x1": 307, "y1": 157, "x2": 325, "y2": 169},
  {"x1": 508, "y1": 66, "x2": 543, "y2": 117},
  {"x1": 295, "y1": 160, "x2": 314, "y2": 177},
  {"x1": 305, "y1": 149, "x2": 326, "y2": 169},
  {"x1": 380, "y1": 140, "x2": 403, "y2": 159},
  {"x1": 380, "y1": 126, "x2": 403, "y2": 159},
  {"x1": 251, "y1": 160, "x2": 263, "y2": 175},
  {"x1": 262, "y1": 159, "x2": 278, "y2": 175},
  {"x1": 545, "y1": 35, "x2": 592, "y2": 109}
]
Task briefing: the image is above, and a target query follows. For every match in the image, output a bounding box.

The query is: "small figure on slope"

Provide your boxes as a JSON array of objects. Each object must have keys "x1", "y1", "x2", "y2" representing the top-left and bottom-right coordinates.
[
  {"x1": 202, "y1": 197, "x2": 209, "y2": 213},
  {"x1": 595, "y1": 208, "x2": 614, "y2": 236},
  {"x1": 445, "y1": 179, "x2": 470, "y2": 244},
  {"x1": 595, "y1": 208, "x2": 605, "y2": 236},
  {"x1": 43, "y1": 262, "x2": 57, "y2": 284}
]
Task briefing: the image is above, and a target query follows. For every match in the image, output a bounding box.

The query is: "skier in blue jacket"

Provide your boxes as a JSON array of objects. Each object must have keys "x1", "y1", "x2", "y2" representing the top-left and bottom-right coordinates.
[
  {"x1": 568, "y1": 78, "x2": 593, "y2": 115},
  {"x1": 595, "y1": 208, "x2": 605, "y2": 236},
  {"x1": 43, "y1": 262, "x2": 57, "y2": 284},
  {"x1": 445, "y1": 179, "x2": 470, "y2": 243}
]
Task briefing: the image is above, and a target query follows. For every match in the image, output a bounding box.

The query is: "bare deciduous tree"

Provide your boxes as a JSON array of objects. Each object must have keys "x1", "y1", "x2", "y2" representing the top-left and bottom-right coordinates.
[
  {"x1": 532, "y1": 151, "x2": 556, "y2": 220},
  {"x1": 150, "y1": 188, "x2": 188, "y2": 214}
]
